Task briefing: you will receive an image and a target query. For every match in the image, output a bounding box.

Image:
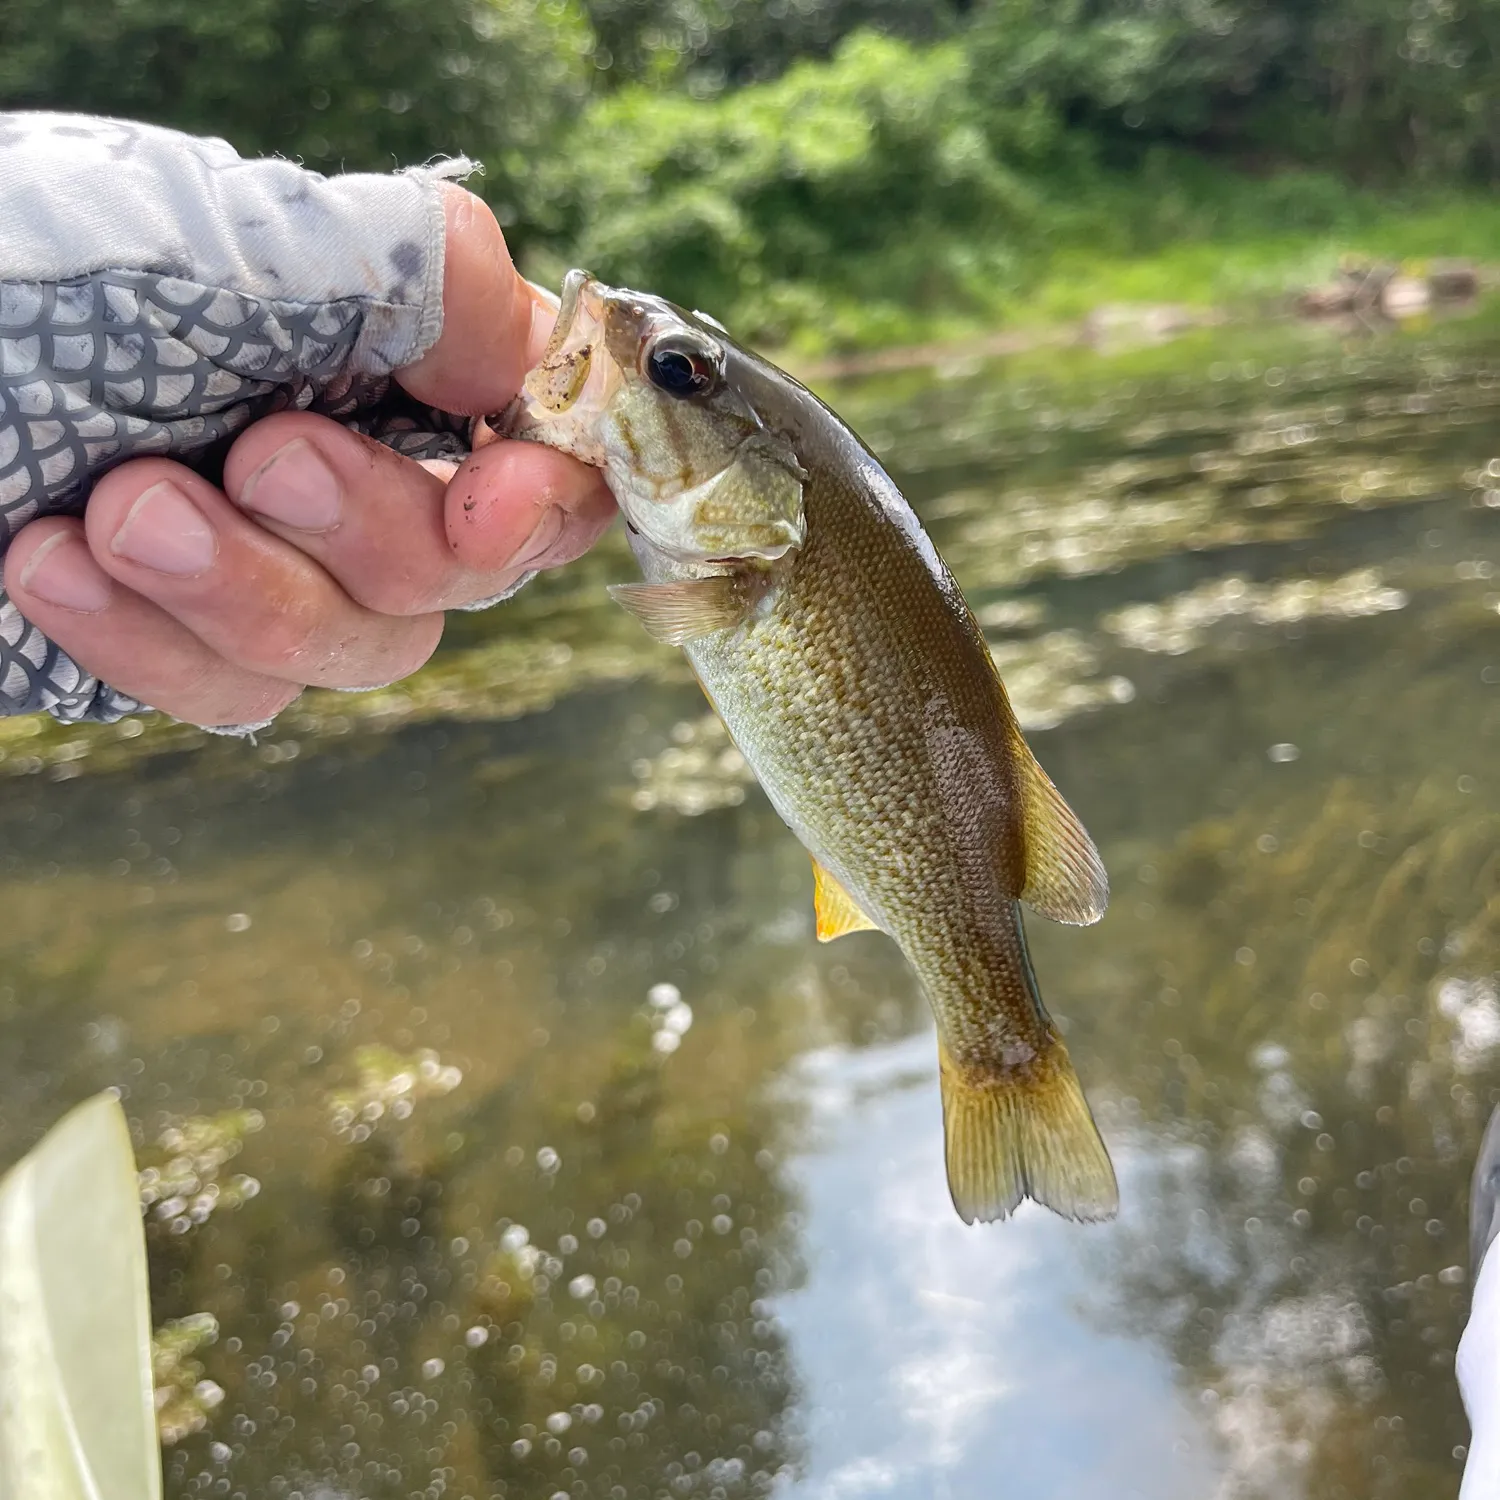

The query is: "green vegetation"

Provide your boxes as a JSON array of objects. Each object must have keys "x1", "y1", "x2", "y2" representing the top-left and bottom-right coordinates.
[
  {"x1": 7, "y1": 1, "x2": 1500, "y2": 348},
  {"x1": 1019, "y1": 188, "x2": 1500, "y2": 329},
  {"x1": 0, "y1": 0, "x2": 595, "y2": 221}
]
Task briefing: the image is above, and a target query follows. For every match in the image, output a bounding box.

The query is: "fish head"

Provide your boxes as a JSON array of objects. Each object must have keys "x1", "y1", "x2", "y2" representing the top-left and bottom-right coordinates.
[{"x1": 502, "y1": 271, "x2": 806, "y2": 566}]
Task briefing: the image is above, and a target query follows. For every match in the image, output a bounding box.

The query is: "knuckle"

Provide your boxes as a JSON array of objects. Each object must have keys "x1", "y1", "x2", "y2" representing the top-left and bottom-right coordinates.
[
  {"x1": 86, "y1": 457, "x2": 194, "y2": 515},
  {"x1": 198, "y1": 683, "x2": 301, "y2": 729},
  {"x1": 245, "y1": 683, "x2": 304, "y2": 723},
  {"x1": 406, "y1": 614, "x2": 445, "y2": 669},
  {"x1": 148, "y1": 653, "x2": 228, "y2": 713}
]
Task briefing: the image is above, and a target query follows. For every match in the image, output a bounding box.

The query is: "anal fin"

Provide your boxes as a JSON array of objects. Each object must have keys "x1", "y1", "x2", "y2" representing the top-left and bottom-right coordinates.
[
  {"x1": 609, "y1": 575, "x2": 758, "y2": 646},
  {"x1": 939, "y1": 1037, "x2": 1118, "y2": 1224},
  {"x1": 812, "y1": 859, "x2": 879, "y2": 942}
]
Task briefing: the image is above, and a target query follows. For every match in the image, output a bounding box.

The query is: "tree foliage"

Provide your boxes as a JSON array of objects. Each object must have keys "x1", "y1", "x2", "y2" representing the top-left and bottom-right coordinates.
[
  {"x1": 969, "y1": 0, "x2": 1500, "y2": 182},
  {"x1": 0, "y1": 0, "x2": 593, "y2": 219},
  {"x1": 579, "y1": 0, "x2": 970, "y2": 86},
  {"x1": 8, "y1": 0, "x2": 1500, "y2": 345}
]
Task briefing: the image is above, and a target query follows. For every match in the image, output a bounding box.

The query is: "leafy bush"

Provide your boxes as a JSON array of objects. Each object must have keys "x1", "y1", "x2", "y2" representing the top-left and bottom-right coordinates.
[
  {"x1": 967, "y1": 0, "x2": 1500, "y2": 185},
  {"x1": 522, "y1": 32, "x2": 1088, "y2": 344},
  {"x1": 580, "y1": 0, "x2": 969, "y2": 87}
]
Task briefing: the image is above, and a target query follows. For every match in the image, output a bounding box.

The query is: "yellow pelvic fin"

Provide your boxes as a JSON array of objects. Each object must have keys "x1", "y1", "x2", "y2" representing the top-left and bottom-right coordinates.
[
  {"x1": 939, "y1": 1038, "x2": 1118, "y2": 1225},
  {"x1": 609, "y1": 576, "x2": 756, "y2": 646},
  {"x1": 1013, "y1": 736, "x2": 1109, "y2": 926},
  {"x1": 812, "y1": 859, "x2": 879, "y2": 942}
]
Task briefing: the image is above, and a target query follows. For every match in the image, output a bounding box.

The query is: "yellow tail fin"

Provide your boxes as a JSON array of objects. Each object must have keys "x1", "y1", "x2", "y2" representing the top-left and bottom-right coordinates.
[{"x1": 939, "y1": 1039, "x2": 1118, "y2": 1224}]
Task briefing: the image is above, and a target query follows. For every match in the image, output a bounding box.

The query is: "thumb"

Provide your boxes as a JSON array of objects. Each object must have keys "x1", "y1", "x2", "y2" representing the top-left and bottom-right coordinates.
[{"x1": 395, "y1": 184, "x2": 558, "y2": 416}]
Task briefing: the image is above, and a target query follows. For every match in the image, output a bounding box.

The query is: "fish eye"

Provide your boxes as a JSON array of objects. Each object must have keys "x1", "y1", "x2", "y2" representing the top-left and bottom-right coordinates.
[{"x1": 643, "y1": 332, "x2": 721, "y2": 399}]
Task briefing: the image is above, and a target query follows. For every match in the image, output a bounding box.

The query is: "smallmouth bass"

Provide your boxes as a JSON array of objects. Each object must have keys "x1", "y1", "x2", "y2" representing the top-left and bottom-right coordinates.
[{"x1": 500, "y1": 272, "x2": 1117, "y2": 1224}]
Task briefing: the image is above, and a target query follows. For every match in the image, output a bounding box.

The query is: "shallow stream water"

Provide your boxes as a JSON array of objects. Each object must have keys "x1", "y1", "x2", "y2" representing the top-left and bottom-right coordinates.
[{"x1": 5, "y1": 311, "x2": 1500, "y2": 1499}]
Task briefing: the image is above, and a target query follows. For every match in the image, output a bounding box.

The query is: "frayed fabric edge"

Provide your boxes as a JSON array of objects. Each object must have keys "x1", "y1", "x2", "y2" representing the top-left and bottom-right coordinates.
[
  {"x1": 193, "y1": 717, "x2": 282, "y2": 741},
  {"x1": 404, "y1": 155, "x2": 483, "y2": 184}
]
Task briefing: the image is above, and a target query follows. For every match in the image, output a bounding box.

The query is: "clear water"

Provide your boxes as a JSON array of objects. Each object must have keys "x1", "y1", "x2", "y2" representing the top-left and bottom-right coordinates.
[{"x1": 4, "y1": 312, "x2": 1500, "y2": 1500}]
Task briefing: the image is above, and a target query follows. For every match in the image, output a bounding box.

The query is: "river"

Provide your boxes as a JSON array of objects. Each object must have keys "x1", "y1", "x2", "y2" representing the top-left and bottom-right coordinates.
[{"x1": 3, "y1": 309, "x2": 1499, "y2": 1499}]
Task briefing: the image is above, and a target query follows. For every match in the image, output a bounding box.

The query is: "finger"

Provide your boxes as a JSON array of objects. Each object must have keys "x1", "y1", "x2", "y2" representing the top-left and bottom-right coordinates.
[
  {"x1": 81, "y1": 461, "x2": 445, "y2": 689},
  {"x1": 4, "y1": 518, "x2": 303, "y2": 727},
  {"x1": 443, "y1": 441, "x2": 618, "y2": 577},
  {"x1": 396, "y1": 185, "x2": 560, "y2": 415},
  {"x1": 221, "y1": 412, "x2": 615, "y2": 615}
]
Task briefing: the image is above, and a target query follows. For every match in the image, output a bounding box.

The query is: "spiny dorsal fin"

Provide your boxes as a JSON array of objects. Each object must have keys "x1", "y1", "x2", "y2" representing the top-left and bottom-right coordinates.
[
  {"x1": 609, "y1": 576, "x2": 756, "y2": 646},
  {"x1": 812, "y1": 859, "x2": 879, "y2": 942},
  {"x1": 1013, "y1": 739, "x2": 1108, "y2": 926},
  {"x1": 939, "y1": 1037, "x2": 1118, "y2": 1225}
]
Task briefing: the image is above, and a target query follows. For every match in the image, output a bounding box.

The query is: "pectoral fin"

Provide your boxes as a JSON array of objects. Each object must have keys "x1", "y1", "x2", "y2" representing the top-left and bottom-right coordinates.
[
  {"x1": 609, "y1": 576, "x2": 756, "y2": 646},
  {"x1": 812, "y1": 859, "x2": 879, "y2": 941},
  {"x1": 1014, "y1": 739, "x2": 1109, "y2": 926}
]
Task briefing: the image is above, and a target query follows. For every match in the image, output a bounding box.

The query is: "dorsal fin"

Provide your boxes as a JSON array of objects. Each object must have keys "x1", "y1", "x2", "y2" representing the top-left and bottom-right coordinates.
[
  {"x1": 1013, "y1": 740, "x2": 1108, "y2": 926},
  {"x1": 812, "y1": 859, "x2": 879, "y2": 941}
]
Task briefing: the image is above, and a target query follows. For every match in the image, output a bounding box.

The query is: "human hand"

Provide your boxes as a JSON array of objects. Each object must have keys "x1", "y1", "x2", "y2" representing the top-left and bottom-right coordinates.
[{"x1": 0, "y1": 116, "x2": 613, "y2": 729}]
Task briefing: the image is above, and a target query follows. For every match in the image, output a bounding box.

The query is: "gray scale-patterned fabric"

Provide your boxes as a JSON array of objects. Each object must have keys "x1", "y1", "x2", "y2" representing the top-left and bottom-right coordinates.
[{"x1": 0, "y1": 111, "x2": 478, "y2": 727}]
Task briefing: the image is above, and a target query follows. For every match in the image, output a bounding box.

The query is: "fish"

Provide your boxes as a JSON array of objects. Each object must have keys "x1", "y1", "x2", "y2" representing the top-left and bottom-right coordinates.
[{"x1": 498, "y1": 270, "x2": 1118, "y2": 1224}]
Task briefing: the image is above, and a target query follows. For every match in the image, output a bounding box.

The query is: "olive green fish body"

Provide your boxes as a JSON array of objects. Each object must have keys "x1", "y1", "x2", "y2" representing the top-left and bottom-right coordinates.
[
  {"x1": 505, "y1": 272, "x2": 1117, "y2": 1224},
  {"x1": 638, "y1": 411, "x2": 1042, "y2": 1066}
]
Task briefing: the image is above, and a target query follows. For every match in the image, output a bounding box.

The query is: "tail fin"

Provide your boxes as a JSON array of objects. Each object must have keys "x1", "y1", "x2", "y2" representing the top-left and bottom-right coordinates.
[{"x1": 939, "y1": 1038, "x2": 1118, "y2": 1224}]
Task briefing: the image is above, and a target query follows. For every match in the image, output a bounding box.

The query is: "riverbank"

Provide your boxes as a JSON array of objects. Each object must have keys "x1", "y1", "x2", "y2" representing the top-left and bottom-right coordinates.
[{"x1": 776, "y1": 188, "x2": 1500, "y2": 374}]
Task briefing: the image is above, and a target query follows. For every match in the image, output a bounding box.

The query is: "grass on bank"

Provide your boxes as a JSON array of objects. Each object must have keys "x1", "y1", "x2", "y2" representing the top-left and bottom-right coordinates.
[
  {"x1": 761, "y1": 182, "x2": 1500, "y2": 360},
  {"x1": 737, "y1": 187, "x2": 1500, "y2": 365},
  {"x1": 1022, "y1": 192, "x2": 1500, "y2": 331}
]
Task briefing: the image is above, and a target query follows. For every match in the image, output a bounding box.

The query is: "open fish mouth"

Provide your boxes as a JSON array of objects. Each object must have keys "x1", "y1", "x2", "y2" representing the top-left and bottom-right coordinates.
[
  {"x1": 490, "y1": 271, "x2": 617, "y2": 459},
  {"x1": 518, "y1": 270, "x2": 610, "y2": 419},
  {"x1": 541, "y1": 269, "x2": 599, "y2": 363}
]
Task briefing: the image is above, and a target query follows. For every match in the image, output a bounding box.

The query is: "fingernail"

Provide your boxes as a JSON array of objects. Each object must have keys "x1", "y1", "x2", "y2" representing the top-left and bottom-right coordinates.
[
  {"x1": 238, "y1": 438, "x2": 343, "y2": 531},
  {"x1": 513, "y1": 505, "x2": 567, "y2": 568},
  {"x1": 17, "y1": 532, "x2": 112, "y2": 612},
  {"x1": 111, "y1": 482, "x2": 217, "y2": 576}
]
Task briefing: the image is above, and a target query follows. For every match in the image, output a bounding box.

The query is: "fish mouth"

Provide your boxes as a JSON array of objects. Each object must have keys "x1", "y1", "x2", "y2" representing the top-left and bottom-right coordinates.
[
  {"x1": 527, "y1": 270, "x2": 609, "y2": 415},
  {"x1": 495, "y1": 271, "x2": 615, "y2": 450},
  {"x1": 541, "y1": 269, "x2": 601, "y2": 365}
]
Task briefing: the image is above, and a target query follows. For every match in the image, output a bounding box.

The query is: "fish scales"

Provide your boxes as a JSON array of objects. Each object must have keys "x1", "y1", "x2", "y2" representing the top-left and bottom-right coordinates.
[
  {"x1": 669, "y1": 439, "x2": 1043, "y2": 1070},
  {"x1": 502, "y1": 270, "x2": 1118, "y2": 1225}
]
